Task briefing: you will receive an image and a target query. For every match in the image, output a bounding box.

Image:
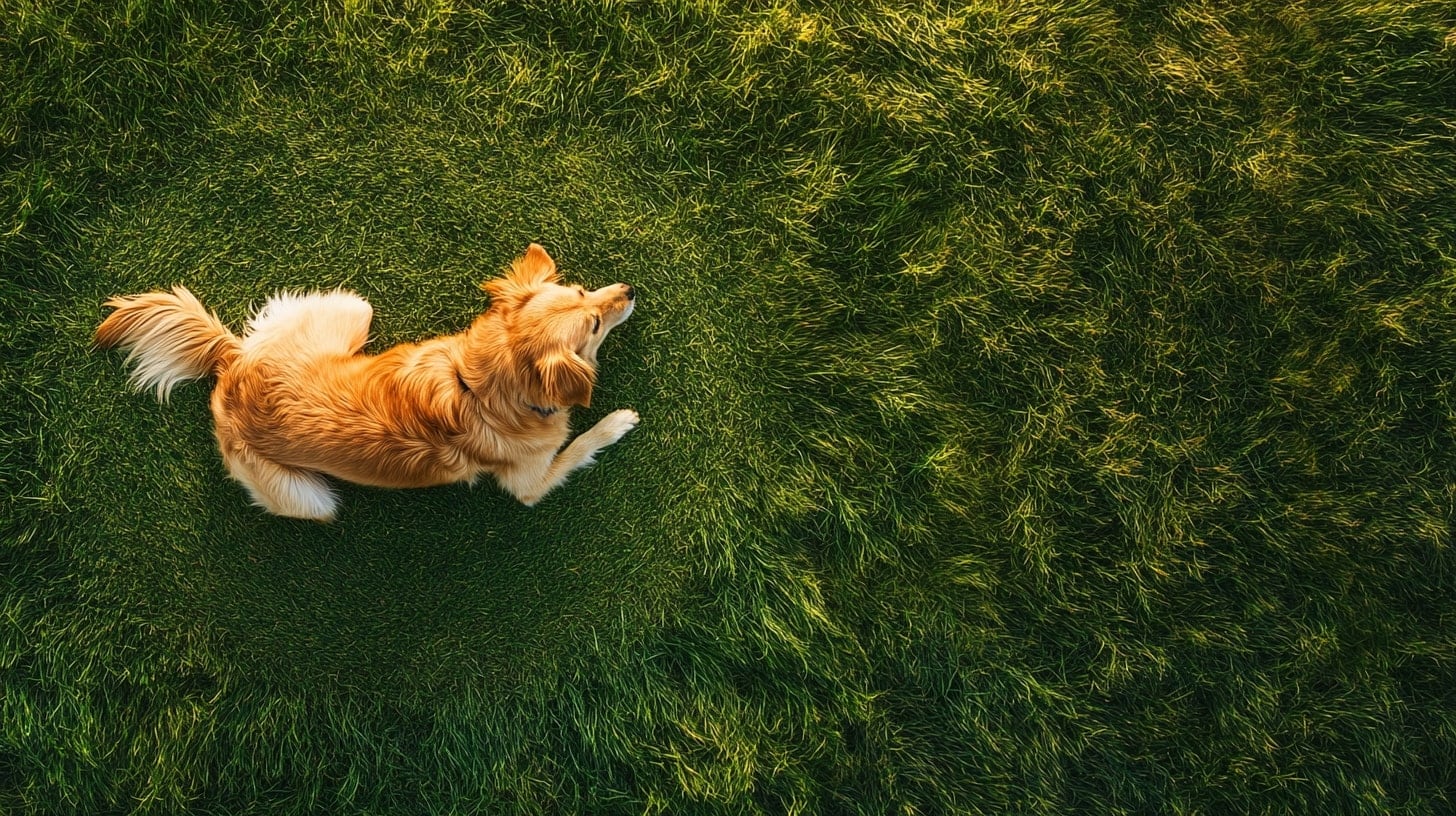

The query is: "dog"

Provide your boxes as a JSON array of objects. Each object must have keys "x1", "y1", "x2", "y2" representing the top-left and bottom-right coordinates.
[{"x1": 95, "y1": 243, "x2": 639, "y2": 521}]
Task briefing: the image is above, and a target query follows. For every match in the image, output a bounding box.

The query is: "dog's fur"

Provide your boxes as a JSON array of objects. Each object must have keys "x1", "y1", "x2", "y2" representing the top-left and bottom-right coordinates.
[{"x1": 95, "y1": 244, "x2": 639, "y2": 521}]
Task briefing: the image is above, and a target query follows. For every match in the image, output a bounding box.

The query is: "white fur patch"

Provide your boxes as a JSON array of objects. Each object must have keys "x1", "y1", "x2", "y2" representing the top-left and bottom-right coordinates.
[
  {"x1": 223, "y1": 445, "x2": 340, "y2": 521},
  {"x1": 122, "y1": 328, "x2": 211, "y2": 403},
  {"x1": 242, "y1": 466, "x2": 339, "y2": 522},
  {"x1": 243, "y1": 290, "x2": 373, "y2": 356}
]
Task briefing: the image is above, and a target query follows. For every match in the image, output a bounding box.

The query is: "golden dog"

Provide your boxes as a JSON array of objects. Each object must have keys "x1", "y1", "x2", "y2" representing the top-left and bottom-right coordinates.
[{"x1": 95, "y1": 244, "x2": 639, "y2": 520}]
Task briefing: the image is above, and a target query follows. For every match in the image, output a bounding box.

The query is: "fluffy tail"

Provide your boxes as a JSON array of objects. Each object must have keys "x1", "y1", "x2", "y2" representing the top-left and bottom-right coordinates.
[{"x1": 95, "y1": 286, "x2": 241, "y2": 402}]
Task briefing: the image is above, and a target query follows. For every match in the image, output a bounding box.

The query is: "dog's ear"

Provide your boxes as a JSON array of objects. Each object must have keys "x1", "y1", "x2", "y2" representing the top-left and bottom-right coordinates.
[
  {"x1": 512, "y1": 243, "x2": 559, "y2": 285},
  {"x1": 483, "y1": 243, "x2": 560, "y2": 305},
  {"x1": 535, "y1": 350, "x2": 595, "y2": 408}
]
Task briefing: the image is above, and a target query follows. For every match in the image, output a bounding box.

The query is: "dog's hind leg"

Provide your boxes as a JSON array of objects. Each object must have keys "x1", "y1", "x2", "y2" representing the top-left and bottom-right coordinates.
[
  {"x1": 221, "y1": 443, "x2": 339, "y2": 521},
  {"x1": 242, "y1": 290, "x2": 373, "y2": 357}
]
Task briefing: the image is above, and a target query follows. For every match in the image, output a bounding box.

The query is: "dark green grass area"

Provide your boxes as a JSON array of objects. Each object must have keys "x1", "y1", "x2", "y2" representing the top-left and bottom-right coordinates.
[{"x1": 4, "y1": 1, "x2": 1455, "y2": 812}]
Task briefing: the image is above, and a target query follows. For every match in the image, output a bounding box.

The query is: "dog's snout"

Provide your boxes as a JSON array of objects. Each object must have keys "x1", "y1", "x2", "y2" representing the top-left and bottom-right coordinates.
[{"x1": 624, "y1": 285, "x2": 636, "y2": 301}]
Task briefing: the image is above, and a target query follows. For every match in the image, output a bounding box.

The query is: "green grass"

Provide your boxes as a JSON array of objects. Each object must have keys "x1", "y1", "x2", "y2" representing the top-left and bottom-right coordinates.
[{"x1": 3, "y1": 0, "x2": 1454, "y2": 812}]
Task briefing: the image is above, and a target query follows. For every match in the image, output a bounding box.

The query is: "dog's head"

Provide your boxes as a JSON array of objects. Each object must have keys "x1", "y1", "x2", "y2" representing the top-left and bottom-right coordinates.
[{"x1": 480, "y1": 244, "x2": 635, "y2": 409}]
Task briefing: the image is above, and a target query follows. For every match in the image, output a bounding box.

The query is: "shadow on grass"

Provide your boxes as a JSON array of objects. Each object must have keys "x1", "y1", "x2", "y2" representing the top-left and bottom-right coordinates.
[{"x1": 71, "y1": 428, "x2": 670, "y2": 700}]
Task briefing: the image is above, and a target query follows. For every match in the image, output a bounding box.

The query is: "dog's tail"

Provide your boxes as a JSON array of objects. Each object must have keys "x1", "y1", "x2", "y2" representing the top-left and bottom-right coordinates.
[{"x1": 95, "y1": 286, "x2": 241, "y2": 402}]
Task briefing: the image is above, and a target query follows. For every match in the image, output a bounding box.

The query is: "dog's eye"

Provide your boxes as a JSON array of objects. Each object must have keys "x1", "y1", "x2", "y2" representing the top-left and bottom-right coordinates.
[{"x1": 591, "y1": 316, "x2": 601, "y2": 333}]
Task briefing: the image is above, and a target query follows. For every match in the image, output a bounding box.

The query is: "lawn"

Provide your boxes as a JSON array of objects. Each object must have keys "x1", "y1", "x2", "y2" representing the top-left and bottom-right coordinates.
[{"x1": 3, "y1": 1, "x2": 1454, "y2": 812}]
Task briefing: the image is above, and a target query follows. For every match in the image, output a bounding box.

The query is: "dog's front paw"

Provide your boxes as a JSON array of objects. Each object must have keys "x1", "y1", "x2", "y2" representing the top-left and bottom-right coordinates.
[{"x1": 591, "y1": 408, "x2": 640, "y2": 446}]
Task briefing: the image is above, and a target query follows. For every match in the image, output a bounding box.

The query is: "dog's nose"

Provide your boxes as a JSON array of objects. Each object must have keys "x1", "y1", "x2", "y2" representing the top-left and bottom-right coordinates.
[{"x1": 624, "y1": 285, "x2": 636, "y2": 301}]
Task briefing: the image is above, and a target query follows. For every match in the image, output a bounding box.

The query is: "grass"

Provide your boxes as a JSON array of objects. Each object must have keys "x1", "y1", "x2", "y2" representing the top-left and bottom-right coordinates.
[{"x1": 3, "y1": 0, "x2": 1454, "y2": 812}]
